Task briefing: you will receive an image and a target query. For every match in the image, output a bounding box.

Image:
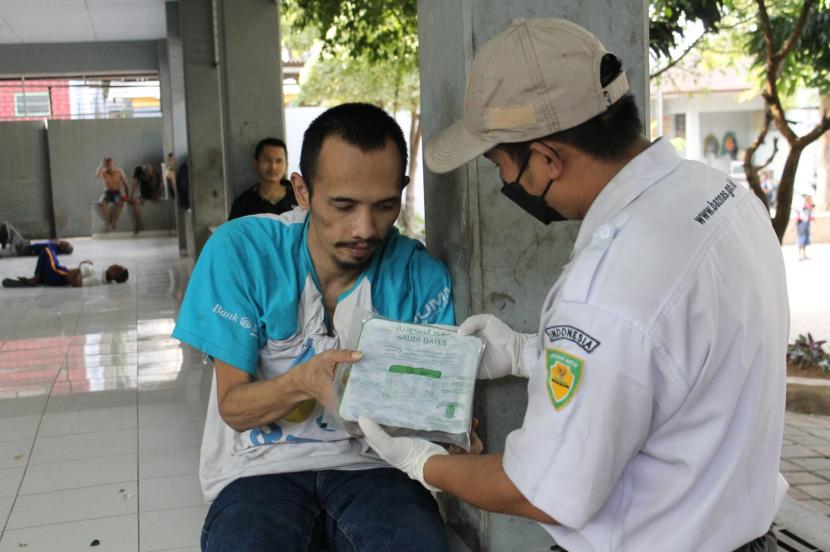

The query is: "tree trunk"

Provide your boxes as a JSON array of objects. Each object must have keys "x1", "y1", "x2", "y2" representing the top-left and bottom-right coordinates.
[
  {"x1": 743, "y1": 110, "x2": 777, "y2": 211},
  {"x1": 744, "y1": 152, "x2": 768, "y2": 211},
  {"x1": 749, "y1": 0, "x2": 829, "y2": 242},
  {"x1": 771, "y1": 146, "x2": 804, "y2": 241},
  {"x1": 402, "y1": 109, "x2": 421, "y2": 237},
  {"x1": 818, "y1": 94, "x2": 830, "y2": 211}
]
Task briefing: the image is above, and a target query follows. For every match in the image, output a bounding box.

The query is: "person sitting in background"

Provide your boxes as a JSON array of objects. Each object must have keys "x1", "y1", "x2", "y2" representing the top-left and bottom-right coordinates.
[
  {"x1": 228, "y1": 138, "x2": 297, "y2": 220},
  {"x1": 164, "y1": 153, "x2": 177, "y2": 198},
  {"x1": 130, "y1": 164, "x2": 164, "y2": 234},
  {"x1": 96, "y1": 157, "x2": 130, "y2": 231},
  {"x1": 0, "y1": 221, "x2": 73, "y2": 258},
  {"x1": 2, "y1": 245, "x2": 128, "y2": 288}
]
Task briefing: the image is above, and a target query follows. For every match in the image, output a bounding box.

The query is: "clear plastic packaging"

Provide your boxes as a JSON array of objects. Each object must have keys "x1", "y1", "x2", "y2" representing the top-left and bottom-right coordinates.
[{"x1": 326, "y1": 310, "x2": 484, "y2": 450}]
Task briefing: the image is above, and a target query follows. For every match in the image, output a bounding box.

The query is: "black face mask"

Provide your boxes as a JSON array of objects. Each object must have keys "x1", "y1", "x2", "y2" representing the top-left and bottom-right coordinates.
[{"x1": 499, "y1": 150, "x2": 567, "y2": 224}]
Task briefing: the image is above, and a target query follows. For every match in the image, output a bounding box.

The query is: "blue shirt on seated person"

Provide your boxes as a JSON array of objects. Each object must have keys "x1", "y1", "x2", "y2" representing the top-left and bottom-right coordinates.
[{"x1": 173, "y1": 103, "x2": 456, "y2": 552}]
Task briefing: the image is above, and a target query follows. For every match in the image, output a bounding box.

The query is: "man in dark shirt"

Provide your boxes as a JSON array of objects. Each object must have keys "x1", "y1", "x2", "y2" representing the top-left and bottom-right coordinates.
[{"x1": 228, "y1": 138, "x2": 297, "y2": 220}]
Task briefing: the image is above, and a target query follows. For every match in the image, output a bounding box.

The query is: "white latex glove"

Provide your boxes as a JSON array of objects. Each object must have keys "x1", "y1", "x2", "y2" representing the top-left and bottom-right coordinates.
[
  {"x1": 358, "y1": 416, "x2": 448, "y2": 492},
  {"x1": 458, "y1": 314, "x2": 530, "y2": 379}
]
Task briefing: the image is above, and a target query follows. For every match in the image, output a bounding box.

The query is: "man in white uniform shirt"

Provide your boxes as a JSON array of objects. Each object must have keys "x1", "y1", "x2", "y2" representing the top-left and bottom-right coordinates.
[{"x1": 359, "y1": 18, "x2": 788, "y2": 551}]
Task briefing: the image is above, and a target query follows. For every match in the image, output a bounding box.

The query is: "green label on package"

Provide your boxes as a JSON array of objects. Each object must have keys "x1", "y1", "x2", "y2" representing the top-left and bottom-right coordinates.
[{"x1": 389, "y1": 365, "x2": 442, "y2": 378}]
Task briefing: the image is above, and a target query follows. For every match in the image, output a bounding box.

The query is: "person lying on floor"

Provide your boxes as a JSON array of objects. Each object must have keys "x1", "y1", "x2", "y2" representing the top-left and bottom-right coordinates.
[
  {"x1": 0, "y1": 221, "x2": 73, "y2": 258},
  {"x1": 2, "y1": 244, "x2": 127, "y2": 288}
]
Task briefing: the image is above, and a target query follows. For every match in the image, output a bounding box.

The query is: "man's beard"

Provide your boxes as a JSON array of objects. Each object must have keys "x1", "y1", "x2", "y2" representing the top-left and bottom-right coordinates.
[
  {"x1": 332, "y1": 238, "x2": 382, "y2": 271},
  {"x1": 332, "y1": 255, "x2": 370, "y2": 271}
]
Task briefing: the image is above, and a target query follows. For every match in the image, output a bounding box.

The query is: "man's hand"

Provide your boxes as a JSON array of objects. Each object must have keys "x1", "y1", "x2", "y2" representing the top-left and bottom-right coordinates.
[
  {"x1": 458, "y1": 314, "x2": 530, "y2": 379},
  {"x1": 446, "y1": 417, "x2": 484, "y2": 455},
  {"x1": 359, "y1": 416, "x2": 448, "y2": 491},
  {"x1": 293, "y1": 349, "x2": 362, "y2": 406}
]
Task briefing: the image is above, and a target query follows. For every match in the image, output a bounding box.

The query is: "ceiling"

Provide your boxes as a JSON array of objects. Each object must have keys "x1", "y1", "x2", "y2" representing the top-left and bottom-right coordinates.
[{"x1": 0, "y1": 0, "x2": 168, "y2": 45}]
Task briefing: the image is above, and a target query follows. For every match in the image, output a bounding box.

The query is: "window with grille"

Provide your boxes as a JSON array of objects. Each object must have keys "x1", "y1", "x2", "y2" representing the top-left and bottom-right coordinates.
[{"x1": 14, "y1": 91, "x2": 51, "y2": 117}]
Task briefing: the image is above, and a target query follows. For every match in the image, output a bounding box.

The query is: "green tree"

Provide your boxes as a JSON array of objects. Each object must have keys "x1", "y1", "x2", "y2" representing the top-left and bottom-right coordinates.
[
  {"x1": 285, "y1": 0, "x2": 422, "y2": 236},
  {"x1": 284, "y1": 0, "x2": 736, "y2": 235},
  {"x1": 649, "y1": 0, "x2": 729, "y2": 77},
  {"x1": 738, "y1": 0, "x2": 830, "y2": 241},
  {"x1": 298, "y1": 53, "x2": 422, "y2": 234}
]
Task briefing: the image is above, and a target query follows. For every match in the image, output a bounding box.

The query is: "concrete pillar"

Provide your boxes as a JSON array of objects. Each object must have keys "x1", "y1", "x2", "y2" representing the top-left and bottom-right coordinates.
[
  {"x1": 218, "y1": 0, "x2": 285, "y2": 202},
  {"x1": 165, "y1": 1, "x2": 190, "y2": 256},
  {"x1": 654, "y1": 85, "x2": 664, "y2": 139},
  {"x1": 179, "y1": 0, "x2": 228, "y2": 256},
  {"x1": 177, "y1": 0, "x2": 285, "y2": 257},
  {"x1": 167, "y1": 2, "x2": 189, "y2": 162},
  {"x1": 417, "y1": 2, "x2": 648, "y2": 551},
  {"x1": 817, "y1": 95, "x2": 830, "y2": 211},
  {"x1": 686, "y1": 109, "x2": 701, "y2": 161},
  {"x1": 158, "y1": 40, "x2": 174, "y2": 161}
]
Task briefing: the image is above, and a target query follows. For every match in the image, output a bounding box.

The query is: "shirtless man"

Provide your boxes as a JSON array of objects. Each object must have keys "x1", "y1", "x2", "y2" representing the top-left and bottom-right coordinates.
[{"x1": 96, "y1": 158, "x2": 130, "y2": 231}]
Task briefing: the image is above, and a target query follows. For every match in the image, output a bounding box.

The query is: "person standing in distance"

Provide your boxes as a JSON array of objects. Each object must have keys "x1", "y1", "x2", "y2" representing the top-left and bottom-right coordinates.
[{"x1": 359, "y1": 18, "x2": 788, "y2": 552}]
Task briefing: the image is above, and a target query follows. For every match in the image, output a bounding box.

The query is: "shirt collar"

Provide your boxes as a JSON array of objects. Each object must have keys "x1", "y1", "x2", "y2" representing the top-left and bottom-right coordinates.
[{"x1": 573, "y1": 138, "x2": 683, "y2": 252}]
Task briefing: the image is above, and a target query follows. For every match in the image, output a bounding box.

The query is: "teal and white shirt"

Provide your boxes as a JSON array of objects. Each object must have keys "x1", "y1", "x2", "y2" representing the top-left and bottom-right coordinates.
[{"x1": 173, "y1": 208, "x2": 454, "y2": 501}]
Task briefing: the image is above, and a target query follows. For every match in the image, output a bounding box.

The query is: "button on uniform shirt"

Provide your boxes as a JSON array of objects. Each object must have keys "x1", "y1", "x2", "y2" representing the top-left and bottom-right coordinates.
[
  {"x1": 173, "y1": 207, "x2": 455, "y2": 501},
  {"x1": 228, "y1": 180, "x2": 297, "y2": 220},
  {"x1": 503, "y1": 139, "x2": 789, "y2": 551}
]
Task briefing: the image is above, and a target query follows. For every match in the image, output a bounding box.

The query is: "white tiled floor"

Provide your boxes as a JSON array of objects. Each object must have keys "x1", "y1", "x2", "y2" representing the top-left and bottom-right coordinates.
[
  {"x1": 1, "y1": 236, "x2": 828, "y2": 550},
  {"x1": 0, "y1": 237, "x2": 208, "y2": 552}
]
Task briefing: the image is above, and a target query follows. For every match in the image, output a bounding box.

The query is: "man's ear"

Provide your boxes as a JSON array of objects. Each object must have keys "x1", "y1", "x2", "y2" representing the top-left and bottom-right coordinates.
[
  {"x1": 530, "y1": 141, "x2": 564, "y2": 181},
  {"x1": 402, "y1": 175, "x2": 410, "y2": 189},
  {"x1": 291, "y1": 172, "x2": 310, "y2": 209}
]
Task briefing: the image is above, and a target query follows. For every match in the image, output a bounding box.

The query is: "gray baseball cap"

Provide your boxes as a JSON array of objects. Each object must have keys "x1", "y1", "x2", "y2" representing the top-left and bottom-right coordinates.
[{"x1": 424, "y1": 18, "x2": 629, "y2": 174}]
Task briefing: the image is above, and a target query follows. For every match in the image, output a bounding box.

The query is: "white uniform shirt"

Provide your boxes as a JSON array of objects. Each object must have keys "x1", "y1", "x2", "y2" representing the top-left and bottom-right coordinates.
[
  {"x1": 503, "y1": 139, "x2": 789, "y2": 551},
  {"x1": 79, "y1": 264, "x2": 105, "y2": 287}
]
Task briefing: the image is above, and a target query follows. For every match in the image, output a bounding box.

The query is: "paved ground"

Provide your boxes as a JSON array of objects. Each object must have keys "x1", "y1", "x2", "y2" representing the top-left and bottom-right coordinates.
[
  {"x1": 782, "y1": 412, "x2": 830, "y2": 517},
  {"x1": 783, "y1": 242, "x2": 830, "y2": 344},
  {"x1": 781, "y1": 241, "x2": 830, "y2": 518},
  {"x1": 0, "y1": 235, "x2": 827, "y2": 538}
]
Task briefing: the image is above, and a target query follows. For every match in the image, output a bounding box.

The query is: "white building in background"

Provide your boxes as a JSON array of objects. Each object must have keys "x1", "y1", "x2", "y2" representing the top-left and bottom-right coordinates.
[
  {"x1": 68, "y1": 79, "x2": 161, "y2": 120},
  {"x1": 651, "y1": 57, "x2": 828, "y2": 210},
  {"x1": 283, "y1": 107, "x2": 425, "y2": 218}
]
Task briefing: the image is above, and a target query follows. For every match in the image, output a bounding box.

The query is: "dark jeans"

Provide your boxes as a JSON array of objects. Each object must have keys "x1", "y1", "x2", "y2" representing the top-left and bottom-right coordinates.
[{"x1": 201, "y1": 468, "x2": 451, "y2": 552}]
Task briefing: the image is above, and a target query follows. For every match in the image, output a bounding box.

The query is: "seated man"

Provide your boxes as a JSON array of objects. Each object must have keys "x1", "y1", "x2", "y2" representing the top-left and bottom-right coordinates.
[
  {"x1": 0, "y1": 221, "x2": 73, "y2": 258},
  {"x1": 2, "y1": 244, "x2": 128, "y2": 287},
  {"x1": 129, "y1": 165, "x2": 163, "y2": 234},
  {"x1": 172, "y1": 103, "x2": 455, "y2": 552},
  {"x1": 228, "y1": 137, "x2": 297, "y2": 220},
  {"x1": 164, "y1": 153, "x2": 176, "y2": 198},
  {"x1": 96, "y1": 157, "x2": 130, "y2": 231}
]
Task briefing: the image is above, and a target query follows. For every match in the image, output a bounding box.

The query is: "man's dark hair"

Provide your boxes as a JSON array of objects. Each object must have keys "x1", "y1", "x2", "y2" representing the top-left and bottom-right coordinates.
[
  {"x1": 500, "y1": 54, "x2": 643, "y2": 163},
  {"x1": 299, "y1": 103, "x2": 408, "y2": 194},
  {"x1": 107, "y1": 265, "x2": 129, "y2": 283},
  {"x1": 254, "y1": 138, "x2": 287, "y2": 160}
]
